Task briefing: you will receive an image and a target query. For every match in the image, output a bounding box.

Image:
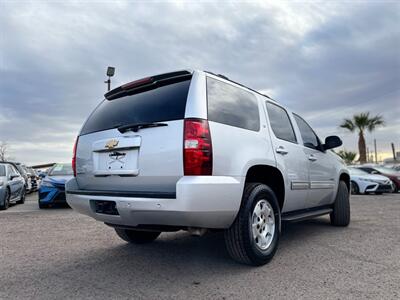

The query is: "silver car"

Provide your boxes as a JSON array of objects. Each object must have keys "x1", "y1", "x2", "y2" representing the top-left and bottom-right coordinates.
[
  {"x1": 0, "y1": 163, "x2": 26, "y2": 210},
  {"x1": 67, "y1": 70, "x2": 350, "y2": 265}
]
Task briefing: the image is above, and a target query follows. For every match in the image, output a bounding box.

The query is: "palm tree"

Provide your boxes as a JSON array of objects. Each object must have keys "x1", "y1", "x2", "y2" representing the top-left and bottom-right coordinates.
[
  {"x1": 337, "y1": 150, "x2": 357, "y2": 165},
  {"x1": 340, "y1": 112, "x2": 384, "y2": 164}
]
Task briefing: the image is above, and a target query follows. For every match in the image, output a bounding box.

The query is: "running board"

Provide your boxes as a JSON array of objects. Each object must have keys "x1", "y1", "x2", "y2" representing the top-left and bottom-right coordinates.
[{"x1": 281, "y1": 208, "x2": 332, "y2": 222}]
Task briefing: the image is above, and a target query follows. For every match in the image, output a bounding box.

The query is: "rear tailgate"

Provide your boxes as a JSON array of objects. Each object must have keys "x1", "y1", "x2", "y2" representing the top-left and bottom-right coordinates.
[{"x1": 75, "y1": 73, "x2": 192, "y2": 194}]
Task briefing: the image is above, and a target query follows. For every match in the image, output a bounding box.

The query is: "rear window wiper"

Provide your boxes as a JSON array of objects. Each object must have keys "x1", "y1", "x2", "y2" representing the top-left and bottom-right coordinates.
[{"x1": 117, "y1": 122, "x2": 168, "y2": 133}]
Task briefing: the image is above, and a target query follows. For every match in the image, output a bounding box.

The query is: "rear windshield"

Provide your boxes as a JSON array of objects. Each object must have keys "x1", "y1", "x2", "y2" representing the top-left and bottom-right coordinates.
[
  {"x1": 81, "y1": 79, "x2": 191, "y2": 135},
  {"x1": 0, "y1": 165, "x2": 5, "y2": 176},
  {"x1": 49, "y1": 164, "x2": 73, "y2": 176}
]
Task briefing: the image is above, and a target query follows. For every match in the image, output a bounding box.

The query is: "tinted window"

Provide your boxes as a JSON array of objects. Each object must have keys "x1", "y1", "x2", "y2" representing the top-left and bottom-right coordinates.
[
  {"x1": 293, "y1": 114, "x2": 320, "y2": 150},
  {"x1": 16, "y1": 165, "x2": 26, "y2": 176},
  {"x1": 11, "y1": 165, "x2": 19, "y2": 175},
  {"x1": 49, "y1": 164, "x2": 73, "y2": 176},
  {"x1": 207, "y1": 77, "x2": 260, "y2": 131},
  {"x1": 81, "y1": 79, "x2": 191, "y2": 135},
  {"x1": 0, "y1": 165, "x2": 5, "y2": 176},
  {"x1": 266, "y1": 102, "x2": 296, "y2": 143}
]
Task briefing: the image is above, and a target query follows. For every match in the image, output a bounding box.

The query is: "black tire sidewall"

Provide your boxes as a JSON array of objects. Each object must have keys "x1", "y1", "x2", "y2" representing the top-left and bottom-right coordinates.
[
  {"x1": 17, "y1": 188, "x2": 26, "y2": 204},
  {"x1": 0, "y1": 188, "x2": 10, "y2": 210},
  {"x1": 243, "y1": 184, "x2": 281, "y2": 264},
  {"x1": 350, "y1": 181, "x2": 359, "y2": 194},
  {"x1": 5, "y1": 188, "x2": 10, "y2": 209}
]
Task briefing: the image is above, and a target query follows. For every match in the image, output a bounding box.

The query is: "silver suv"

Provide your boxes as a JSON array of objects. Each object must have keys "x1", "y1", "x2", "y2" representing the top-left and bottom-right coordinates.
[
  {"x1": 67, "y1": 70, "x2": 350, "y2": 265},
  {"x1": 0, "y1": 162, "x2": 26, "y2": 210}
]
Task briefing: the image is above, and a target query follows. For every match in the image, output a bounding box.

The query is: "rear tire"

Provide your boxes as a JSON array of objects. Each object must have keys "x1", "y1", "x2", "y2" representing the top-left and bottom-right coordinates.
[
  {"x1": 224, "y1": 183, "x2": 281, "y2": 266},
  {"x1": 16, "y1": 188, "x2": 26, "y2": 204},
  {"x1": 115, "y1": 228, "x2": 161, "y2": 244},
  {"x1": 330, "y1": 181, "x2": 350, "y2": 226}
]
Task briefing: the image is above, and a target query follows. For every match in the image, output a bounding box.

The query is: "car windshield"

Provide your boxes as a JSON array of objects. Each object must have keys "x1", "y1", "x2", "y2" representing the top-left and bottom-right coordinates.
[
  {"x1": 374, "y1": 167, "x2": 399, "y2": 175},
  {"x1": 0, "y1": 165, "x2": 5, "y2": 176},
  {"x1": 349, "y1": 168, "x2": 368, "y2": 175},
  {"x1": 49, "y1": 164, "x2": 73, "y2": 176}
]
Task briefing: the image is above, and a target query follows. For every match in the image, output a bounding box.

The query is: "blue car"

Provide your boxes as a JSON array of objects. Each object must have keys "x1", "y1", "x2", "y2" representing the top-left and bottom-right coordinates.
[{"x1": 38, "y1": 163, "x2": 73, "y2": 208}]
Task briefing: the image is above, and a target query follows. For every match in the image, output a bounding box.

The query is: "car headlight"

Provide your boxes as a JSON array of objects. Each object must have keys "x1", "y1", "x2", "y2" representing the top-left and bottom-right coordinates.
[{"x1": 41, "y1": 180, "x2": 54, "y2": 187}]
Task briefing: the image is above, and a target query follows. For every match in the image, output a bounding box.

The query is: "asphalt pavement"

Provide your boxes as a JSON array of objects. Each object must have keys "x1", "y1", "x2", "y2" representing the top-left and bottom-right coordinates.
[{"x1": 1, "y1": 192, "x2": 399, "y2": 299}]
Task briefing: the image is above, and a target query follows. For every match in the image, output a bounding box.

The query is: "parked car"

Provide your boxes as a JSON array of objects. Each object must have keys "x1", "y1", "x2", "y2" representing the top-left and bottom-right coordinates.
[
  {"x1": 349, "y1": 167, "x2": 393, "y2": 194},
  {"x1": 37, "y1": 170, "x2": 48, "y2": 179},
  {"x1": 357, "y1": 165, "x2": 400, "y2": 192},
  {"x1": 38, "y1": 163, "x2": 73, "y2": 209},
  {"x1": 25, "y1": 167, "x2": 40, "y2": 192},
  {"x1": 2, "y1": 161, "x2": 29, "y2": 192},
  {"x1": 66, "y1": 70, "x2": 350, "y2": 266},
  {"x1": 0, "y1": 162, "x2": 26, "y2": 210}
]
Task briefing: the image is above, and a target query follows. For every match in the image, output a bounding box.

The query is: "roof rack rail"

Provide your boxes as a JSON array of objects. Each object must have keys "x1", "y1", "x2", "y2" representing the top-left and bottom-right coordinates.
[{"x1": 204, "y1": 71, "x2": 274, "y2": 101}]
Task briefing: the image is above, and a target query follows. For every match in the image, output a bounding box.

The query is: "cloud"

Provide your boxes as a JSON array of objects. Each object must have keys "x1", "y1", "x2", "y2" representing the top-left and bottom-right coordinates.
[{"x1": 0, "y1": 1, "x2": 399, "y2": 164}]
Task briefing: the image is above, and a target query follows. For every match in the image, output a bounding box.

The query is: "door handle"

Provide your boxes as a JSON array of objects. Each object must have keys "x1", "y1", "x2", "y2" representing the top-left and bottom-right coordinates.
[
  {"x1": 276, "y1": 146, "x2": 288, "y2": 155},
  {"x1": 308, "y1": 154, "x2": 317, "y2": 161}
]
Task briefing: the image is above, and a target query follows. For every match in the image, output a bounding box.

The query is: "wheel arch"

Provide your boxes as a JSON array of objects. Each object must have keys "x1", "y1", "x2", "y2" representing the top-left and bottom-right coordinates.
[
  {"x1": 244, "y1": 164, "x2": 285, "y2": 210},
  {"x1": 339, "y1": 172, "x2": 350, "y2": 193}
]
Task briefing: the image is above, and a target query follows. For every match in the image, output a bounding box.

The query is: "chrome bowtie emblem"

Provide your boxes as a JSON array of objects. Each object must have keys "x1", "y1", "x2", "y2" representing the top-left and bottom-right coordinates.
[{"x1": 105, "y1": 139, "x2": 119, "y2": 149}]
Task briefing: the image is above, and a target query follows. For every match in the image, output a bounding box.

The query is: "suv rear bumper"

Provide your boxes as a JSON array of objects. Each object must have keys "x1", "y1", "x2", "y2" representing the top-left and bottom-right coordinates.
[{"x1": 66, "y1": 176, "x2": 244, "y2": 229}]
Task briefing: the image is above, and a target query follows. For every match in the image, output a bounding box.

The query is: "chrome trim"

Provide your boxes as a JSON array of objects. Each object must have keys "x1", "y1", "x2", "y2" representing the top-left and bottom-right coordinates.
[
  {"x1": 291, "y1": 181, "x2": 309, "y2": 190},
  {"x1": 309, "y1": 181, "x2": 335, "y2": 189}
]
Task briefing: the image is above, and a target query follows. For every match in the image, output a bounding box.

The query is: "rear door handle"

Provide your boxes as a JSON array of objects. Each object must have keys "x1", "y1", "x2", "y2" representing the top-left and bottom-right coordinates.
[
  {"x1": 276, "y1": 146, "x2": 288, "y2": 155},
  {"x1": 308, "y1": 154, "x2": 317, "y2": 161}
]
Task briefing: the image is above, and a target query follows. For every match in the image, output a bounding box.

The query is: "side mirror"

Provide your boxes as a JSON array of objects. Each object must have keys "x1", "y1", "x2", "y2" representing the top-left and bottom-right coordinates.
[
  {"x1": 10, "y1": 174, "x2": 19, "y2": 180},
  {"x1": 323, "y1": 135, "x2": 342, "y2": 150},
  {"x1": 371, "y1": 171, "x2": 379, "y2": 174}
]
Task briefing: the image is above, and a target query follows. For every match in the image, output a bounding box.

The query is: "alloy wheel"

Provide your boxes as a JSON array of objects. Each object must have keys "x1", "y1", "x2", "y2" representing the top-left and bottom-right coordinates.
[{"x1": 251, "y1": 199, "x2": 275, "y2": 250}]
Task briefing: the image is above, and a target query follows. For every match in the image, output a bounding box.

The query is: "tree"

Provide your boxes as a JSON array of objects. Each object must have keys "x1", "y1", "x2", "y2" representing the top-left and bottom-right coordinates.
[
  {"x1": 0, "y1": 141, "x2": 10, "y2": 162},
  {"x1": 337, "y1": 150, "x2": 357, "y2": 165},
  {"x1": 340, "y1": 112, "x2": 384, "y2": 164}
]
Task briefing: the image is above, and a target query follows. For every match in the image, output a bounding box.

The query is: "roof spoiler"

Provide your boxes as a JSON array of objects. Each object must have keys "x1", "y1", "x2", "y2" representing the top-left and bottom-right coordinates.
[{"x1": 104, "y1": 70, "x2": 192, "y2": 100}]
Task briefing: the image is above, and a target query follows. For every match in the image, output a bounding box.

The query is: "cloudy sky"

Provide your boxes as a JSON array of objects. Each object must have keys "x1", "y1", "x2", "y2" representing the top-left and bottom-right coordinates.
[{"x1": 1, "y1": 1, "x2": 399, "y2": 165}]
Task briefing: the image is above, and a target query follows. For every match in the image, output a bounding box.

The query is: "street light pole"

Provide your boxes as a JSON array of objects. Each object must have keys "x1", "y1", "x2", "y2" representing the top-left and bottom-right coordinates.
[{"x1": 105, "y1": 66, "x2": 115, "y2": 92}]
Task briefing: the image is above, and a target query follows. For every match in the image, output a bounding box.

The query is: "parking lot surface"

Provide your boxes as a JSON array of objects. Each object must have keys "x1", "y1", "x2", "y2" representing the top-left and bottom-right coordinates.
[{"x1": 1, "y1": 192, "x2": 399, "y2": 299}]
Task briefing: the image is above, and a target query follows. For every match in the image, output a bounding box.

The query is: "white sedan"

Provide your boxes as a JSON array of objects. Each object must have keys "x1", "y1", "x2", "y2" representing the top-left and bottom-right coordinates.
[{"x1": 349, "y1": 167, "x2": 394, "y2": 195}]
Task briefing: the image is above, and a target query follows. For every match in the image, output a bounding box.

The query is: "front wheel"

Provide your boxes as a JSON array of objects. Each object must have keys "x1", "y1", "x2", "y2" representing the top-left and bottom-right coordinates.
[
  {"x1": 224, "y1": 183, "x2": 281, "y2": 266},
  {"x1": 350, "y1": 181, "x2": 359, "y2": 195},
  {"x1": 330, "y1": 181, "x2": 350, "y2": 226},
  {"x1": 38, "y1": 199, "x2": 48, "y2": 209},
  {"x1": 0, "y1": 188, "x2": 10, "y2": 210},
  {"x1": 115, "y1": 228, "x2": 161, "y2": 244}
]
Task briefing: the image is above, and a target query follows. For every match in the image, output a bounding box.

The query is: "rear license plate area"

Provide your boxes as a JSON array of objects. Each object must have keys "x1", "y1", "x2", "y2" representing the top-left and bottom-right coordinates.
[
  {"x1": 92, "y1": 137, "x2": 141, "y2": 176},
  {"x1": 92, "y1": 200, "x2": 119, "y2": 215}
]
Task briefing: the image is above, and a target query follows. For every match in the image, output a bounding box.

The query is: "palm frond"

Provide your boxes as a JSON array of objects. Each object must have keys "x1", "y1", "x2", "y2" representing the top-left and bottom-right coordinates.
[
  {"x1": 367, "y1": 115, "x2": 385, "y2": 132},
  {"x1": 340, "y1": 119, "x2": 355, "y2": 132}
]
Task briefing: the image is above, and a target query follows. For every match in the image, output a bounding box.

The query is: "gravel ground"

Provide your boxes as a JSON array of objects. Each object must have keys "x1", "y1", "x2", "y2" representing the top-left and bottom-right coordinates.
[{"x1": 1, "y1": 192, "x2": 399, "y2": 300}]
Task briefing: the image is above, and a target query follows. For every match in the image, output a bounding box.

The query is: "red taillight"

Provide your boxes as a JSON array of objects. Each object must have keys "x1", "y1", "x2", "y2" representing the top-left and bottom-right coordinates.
[
  {"x1": 72, "y1": 136, "x2": 78, "y2": 177},
  {"x1": 183, "y1": 119, "x2": 212, "y2": 175},
  {"x1": 121, "y1": 77, "x2": 153, "y2": 90}
]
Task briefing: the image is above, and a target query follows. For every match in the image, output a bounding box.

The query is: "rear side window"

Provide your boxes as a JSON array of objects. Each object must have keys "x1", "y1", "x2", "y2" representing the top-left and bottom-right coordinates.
[
  {"x1": 81, "y1": 79, "x2": 191, "y2": 135},
  {"x1": 0, "y1": 165, "x2": 5, "y2": 176},
  {"x1": 293, "y1": 114, "x2": 321, "y2": 150},
  {"x1": 207, "y1": 77, "x2": 260, "y2": 131},
  {"x1": 266, "y1": 102, "x2": 297, "y2": 143}
]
